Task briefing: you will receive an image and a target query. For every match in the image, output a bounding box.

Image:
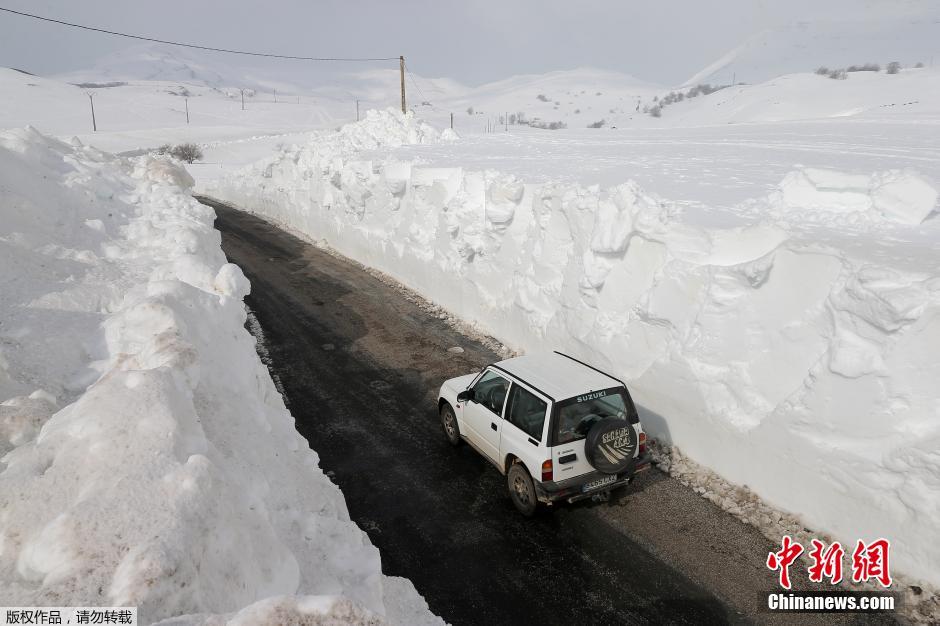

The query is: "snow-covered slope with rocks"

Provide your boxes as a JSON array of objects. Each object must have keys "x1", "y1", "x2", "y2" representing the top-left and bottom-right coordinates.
[
  {"x1": 0, "y1": 126, "x2": 440, "y2": 625},
  {"x1": 206, "y1": 109, "x2": 940, "y2": 588},
  {"x1": 684, "y1": 12, "x2": 940, "y2": 87}
]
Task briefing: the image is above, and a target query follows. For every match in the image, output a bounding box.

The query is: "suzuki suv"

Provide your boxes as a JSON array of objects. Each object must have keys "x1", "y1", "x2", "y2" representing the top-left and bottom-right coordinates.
[{"x1": 437, "y1": 351, "x2": 649, "y2": 515}]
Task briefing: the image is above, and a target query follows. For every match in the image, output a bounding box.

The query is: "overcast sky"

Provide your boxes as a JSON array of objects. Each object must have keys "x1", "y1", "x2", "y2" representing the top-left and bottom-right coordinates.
[{"x1": 0, "y1": 0, "x2": 935, "y2": 85}]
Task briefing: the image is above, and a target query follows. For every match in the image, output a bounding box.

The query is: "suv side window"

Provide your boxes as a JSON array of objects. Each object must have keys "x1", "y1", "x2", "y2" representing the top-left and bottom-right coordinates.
[
  {"x1": 472, "y1": 370, "x2": 510, "y2": 416},
  {"x1": 505, "y1": 383, "x2": 548, "y2": 441}
]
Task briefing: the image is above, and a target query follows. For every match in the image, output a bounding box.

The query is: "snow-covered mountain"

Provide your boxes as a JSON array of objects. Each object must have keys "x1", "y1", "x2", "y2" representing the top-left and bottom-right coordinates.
[
  {"x1": 685, "y1": 15, "x2": 940, "y2": 87},
  {"x1": 57, "y1": 44, "x2": 248, "y2": 89},
  {"x1": 55, "y1": 43, "x2": 414, "y2": 105}
]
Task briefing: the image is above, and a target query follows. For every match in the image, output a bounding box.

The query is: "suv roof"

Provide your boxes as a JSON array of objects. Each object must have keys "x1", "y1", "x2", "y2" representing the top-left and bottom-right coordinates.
[{"x1": 492, "y1": 352, "x2": 623, "y2": 402}]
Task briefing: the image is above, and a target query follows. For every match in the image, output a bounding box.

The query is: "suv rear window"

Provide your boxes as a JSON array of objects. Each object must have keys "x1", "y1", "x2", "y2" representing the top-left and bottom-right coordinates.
[{"x1": 554, "y1": 387, "x2": 636, "y2": 445}]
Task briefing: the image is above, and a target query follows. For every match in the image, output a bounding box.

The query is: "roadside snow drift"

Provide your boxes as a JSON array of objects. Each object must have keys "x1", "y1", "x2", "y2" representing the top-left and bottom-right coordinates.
[
  {"x1": 207, "y1": 109, "x2": 940, "y2": 588},
  {"x1": 0, "y1": 126, "x2": 440, "y2": 625}
]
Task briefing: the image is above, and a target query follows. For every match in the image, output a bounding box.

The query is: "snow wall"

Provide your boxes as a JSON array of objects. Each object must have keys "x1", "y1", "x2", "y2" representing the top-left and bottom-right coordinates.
[
  {"x1": 0, "y1": 127, "x2": 441, "y2": 625},
  {"x1": 207, "y1": 109, "x2": 940, "y2": 587}
]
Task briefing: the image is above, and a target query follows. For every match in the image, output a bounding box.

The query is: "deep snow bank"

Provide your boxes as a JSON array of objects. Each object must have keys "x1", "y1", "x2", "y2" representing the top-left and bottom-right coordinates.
[
  {"x1": 0, "y1": 127, "x2": 440, "y2": 625},
  {"x1": 207, "y1": 109, "x2": 940, "y2": 587}
]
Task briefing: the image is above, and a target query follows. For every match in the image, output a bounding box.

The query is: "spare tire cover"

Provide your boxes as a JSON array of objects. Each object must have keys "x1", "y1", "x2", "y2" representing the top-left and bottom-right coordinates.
[{"x1": 584, "y1": 419, "x2": 636, "y2": 474}]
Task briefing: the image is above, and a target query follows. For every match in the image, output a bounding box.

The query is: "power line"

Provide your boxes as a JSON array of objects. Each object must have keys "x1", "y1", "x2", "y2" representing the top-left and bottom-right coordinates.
[
  {"x1": 404, "y1": 62, "x2": 444, "y2": 112},
  {"x1": 0, "y1": 6, "x2": 398, "y2": 62},
  {"x1": 405, "y1": 65, "x2": 428, "y2": 102}
]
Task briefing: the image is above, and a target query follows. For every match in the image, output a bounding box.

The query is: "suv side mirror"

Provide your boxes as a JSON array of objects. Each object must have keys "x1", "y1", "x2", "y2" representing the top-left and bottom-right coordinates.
[{"x1": 457, "y1": 388, "x2": 475, "y2": 403}]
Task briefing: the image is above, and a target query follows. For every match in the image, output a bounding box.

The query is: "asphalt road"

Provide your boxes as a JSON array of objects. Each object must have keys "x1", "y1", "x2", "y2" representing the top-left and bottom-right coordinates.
[{"x1": 203, "y1": 197, "x2": 895, "y2": 626}]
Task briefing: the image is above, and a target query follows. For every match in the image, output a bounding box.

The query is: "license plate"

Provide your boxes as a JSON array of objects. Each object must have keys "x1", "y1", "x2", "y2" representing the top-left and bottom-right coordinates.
[{"x1": 582, "y1": 474, "x2": 618, "y2": 493}]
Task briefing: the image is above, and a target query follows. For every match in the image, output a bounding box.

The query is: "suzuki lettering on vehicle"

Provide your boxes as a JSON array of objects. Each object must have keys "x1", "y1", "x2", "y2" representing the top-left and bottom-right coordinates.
[{"x1": 576, "y1": 391, "x2": 605, "y2": 403}]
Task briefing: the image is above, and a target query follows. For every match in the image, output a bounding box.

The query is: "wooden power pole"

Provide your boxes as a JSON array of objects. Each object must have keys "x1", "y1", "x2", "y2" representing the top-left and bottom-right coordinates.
[
  {"x1": 400, "y1": 56, "x2": 406, "y2": 114},
  {"x1": 185, "y1": 97, "x2": 190, "y2": 124},
  {"x1": 87, "y1": 93, "x2": 96, "y2": 132}
]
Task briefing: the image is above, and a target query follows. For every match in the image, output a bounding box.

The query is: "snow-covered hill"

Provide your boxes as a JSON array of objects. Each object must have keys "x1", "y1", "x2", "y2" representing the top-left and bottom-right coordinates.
[
  {"x1": 685, "y1": 13, "x2": 940, "y2": 87},
  {"x1": 635, "y1": 65, "x2": 940, "y2": 126},
  {"x1": 430, "y1": 67, "x2": 660, "y2": 131}
]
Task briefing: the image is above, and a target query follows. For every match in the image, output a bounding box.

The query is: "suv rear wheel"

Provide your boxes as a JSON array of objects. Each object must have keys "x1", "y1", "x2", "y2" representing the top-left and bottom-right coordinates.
[
  {"x1": 507, "y1": 463, "x2": 538, "y2": 516},
  {"x1": 440, "y1": 404, "x2": 461, "y2": 446}
]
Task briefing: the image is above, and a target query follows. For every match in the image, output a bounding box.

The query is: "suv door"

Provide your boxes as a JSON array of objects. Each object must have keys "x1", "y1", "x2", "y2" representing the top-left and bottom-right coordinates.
[
  {"x1": 500, "y1": 382, "x2": 550, "y2": 480},
  {"x1": 462, "y1": 369, "x2": 510, "y2": 462}
]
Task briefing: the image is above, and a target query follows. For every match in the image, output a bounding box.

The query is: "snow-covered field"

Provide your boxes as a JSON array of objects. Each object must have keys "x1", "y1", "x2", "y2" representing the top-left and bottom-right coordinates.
[
  {"x1": 0, "y1": 127, "x2": 441, "y2": 624},
  {"x1": 0, "y1": 66, "x2": 352, "y2": 156},
  {"x1": 205, "y1": 98, "x2": 940, "y2": 591}
]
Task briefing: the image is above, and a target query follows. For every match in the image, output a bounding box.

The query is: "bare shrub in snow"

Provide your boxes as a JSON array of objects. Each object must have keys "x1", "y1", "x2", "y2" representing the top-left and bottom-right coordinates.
[
  {"x1": 887, "y1": 61, "x2": 902, "y2": 74},
  {"x1": 525, "y1": 119, "x2": 566, "y2": 130},
  {"x1": 536, "y1": 94, "x2": 549, "y2": 102},
  {"x1": 161, "y1": 143, "x2": 204, "y2": 164},
  {"x1": 685, "y1": 84, "x2": 722, "y2": 98},
  {"x1": 466, "y1": 106, "x2": 474, "y2": 115},
  {"x1": 915, "y1": 62, "x2": 925, "y2": 68},
  {"x1": 587, "y1": 119, "x2": 606, "y2": 128},
  {"x1": 827, "y1": 69, "x2": 847, "y2": 80},
  {"x1": 846, "y1": 63, "x2": 880, "y2": 72},
  {"x1": 649, "y1": 105, "x2": 662, "y2": 118},
  {"x1": 815, "y1": 66, "x2": 830, "y2": 75}
]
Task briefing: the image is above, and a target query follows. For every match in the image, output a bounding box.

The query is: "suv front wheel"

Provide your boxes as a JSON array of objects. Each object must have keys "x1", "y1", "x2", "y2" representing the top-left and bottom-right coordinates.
[
  {"x1": 507, "y1": 463, "x2": 538, "y2": 516},
  {"x1": 440, "y1": 404, "x2": 461, "y2": 446}
]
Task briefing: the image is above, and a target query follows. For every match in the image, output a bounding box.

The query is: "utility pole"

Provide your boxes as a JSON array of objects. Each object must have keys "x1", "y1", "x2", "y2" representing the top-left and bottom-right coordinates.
[
  {"x1": 505, "y1": 112, "x2": 508, "y2": 131},
  {"x1": 240, "y1": 88, "x2": 245, "y2": 111},
  {"x1": 356, "y1": 99, "x2": 360, "y2": 122},
  {"x1": 87, "y1": 93, "x2": 96, "y2": 132},
  {"x1": 274, "y1": 88, "x2": 277, "y2": 103},
  {"x1": 185, "y1": 97, "x2": 189, "y2": 124},
  {"x1": 400, "y1": 56, "x2": 406, "y2": 114},
  {"x1": 450, "y1": 112, "x2": 453, "y2": 129}
]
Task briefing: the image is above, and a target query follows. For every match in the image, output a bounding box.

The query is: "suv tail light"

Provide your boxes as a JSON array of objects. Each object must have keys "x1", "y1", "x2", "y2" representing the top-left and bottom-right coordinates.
[
  {"x1": 639, "y1": 432, "x2": 647, "y2": 456},
  {"x1": 541, "y1": 459, "x2": 553, "y2": 482}
]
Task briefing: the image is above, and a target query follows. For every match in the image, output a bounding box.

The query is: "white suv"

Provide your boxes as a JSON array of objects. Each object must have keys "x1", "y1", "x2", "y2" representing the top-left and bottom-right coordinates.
[{"x1": 437, "y1": 351, "x2": 650, "y2": 515}]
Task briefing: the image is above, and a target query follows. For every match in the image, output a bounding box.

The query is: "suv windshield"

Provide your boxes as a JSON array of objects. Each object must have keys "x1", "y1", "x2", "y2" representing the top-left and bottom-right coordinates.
[{"x1": 554, "y1": 387, "x2": 635, "y2": 445}]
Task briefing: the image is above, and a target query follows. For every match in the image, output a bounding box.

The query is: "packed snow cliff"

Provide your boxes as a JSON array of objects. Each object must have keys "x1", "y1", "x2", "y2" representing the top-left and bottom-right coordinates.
[
  {"x1": 0, "y1": 126, "x2": 441, "y2": 625},
  {"x1": 207, "y1": 109, "x2": 940, "y2": 588}
]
